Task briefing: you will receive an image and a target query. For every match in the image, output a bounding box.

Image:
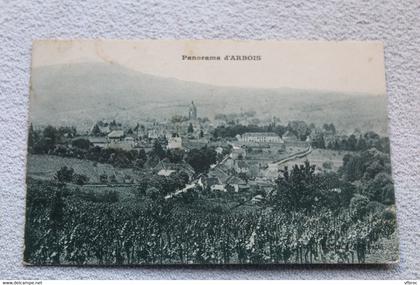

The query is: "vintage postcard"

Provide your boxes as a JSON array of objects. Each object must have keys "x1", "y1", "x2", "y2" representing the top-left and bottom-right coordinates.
[{"x1": 24, "y1": 40, "x2": 398, "y2": 265}]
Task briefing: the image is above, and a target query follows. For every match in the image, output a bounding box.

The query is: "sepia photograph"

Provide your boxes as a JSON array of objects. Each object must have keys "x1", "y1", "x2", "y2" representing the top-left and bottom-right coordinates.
[{"x1": 24, "y1": 40, "x2": 398, "y2": 265}]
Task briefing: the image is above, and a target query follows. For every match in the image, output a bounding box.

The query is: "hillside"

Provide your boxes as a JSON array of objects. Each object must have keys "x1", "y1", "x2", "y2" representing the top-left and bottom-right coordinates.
[
  {"x1": 27, "y1": 154, "x2": 140, "y2": 183},
  {"x1": 29, "y1": 62, "x2": 390, "y2": 134}
]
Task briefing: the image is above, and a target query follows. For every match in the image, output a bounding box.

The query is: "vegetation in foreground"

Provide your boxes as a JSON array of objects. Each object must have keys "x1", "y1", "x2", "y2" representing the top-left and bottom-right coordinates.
[{"x1": 24, "y1": 148, "x2": 397, "y2": 264}]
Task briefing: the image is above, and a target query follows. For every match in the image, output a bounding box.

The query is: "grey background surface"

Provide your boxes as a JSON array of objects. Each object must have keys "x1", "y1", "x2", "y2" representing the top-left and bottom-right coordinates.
[{"x1": 0, "y1": 0, "x2": 419, "y2": 280}]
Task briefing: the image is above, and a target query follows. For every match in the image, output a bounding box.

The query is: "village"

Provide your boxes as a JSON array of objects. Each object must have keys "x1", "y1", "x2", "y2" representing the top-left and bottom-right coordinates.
[{"x1": 58, "y1": 101, "x2": 351, "y2": 199}]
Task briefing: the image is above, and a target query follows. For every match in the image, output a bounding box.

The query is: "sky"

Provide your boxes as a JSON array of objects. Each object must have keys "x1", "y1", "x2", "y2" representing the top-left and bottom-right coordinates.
[{"x1": 32, "y1": 40, "x2": 386, "y2": 95}]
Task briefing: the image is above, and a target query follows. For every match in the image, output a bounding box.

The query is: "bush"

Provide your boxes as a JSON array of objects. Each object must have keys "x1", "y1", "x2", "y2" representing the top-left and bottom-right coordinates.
[
  {"x1": 73, "y1": 174, "x2": 89, "y2": 185},
  {"x1": 146, "y1": 187, "x2": 160, "y2": 200},
  {"x1": 102, "y1": 190, "x2": 119, "y2": 203},
  {"x1": 55, "y1": 166, "x2": 74, "y2": 183},
  {"x1": 349, "y1": 194, "x2": 370, "y2": 220},
  {"x1": 72, "y1": 138, "x2": 91, "y2": 150},
  {"x1": 99, "y1": 174, "x2": 108, "y2": 184}
]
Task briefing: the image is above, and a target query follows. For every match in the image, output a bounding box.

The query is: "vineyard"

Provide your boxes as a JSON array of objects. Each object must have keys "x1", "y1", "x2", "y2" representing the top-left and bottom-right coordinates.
[{"x1": 24, "y1": 179, "x2": 397, "y2": 265}]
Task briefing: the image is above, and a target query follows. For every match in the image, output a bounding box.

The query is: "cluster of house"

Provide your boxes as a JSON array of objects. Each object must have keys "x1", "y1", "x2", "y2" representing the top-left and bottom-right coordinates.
[
  {"x1": 197, "y1": 131, "x2": 311, "y2": 193},
  {"x1": 83, "y1": 102, "x2": 315, "y2": 193},
  {"x1": 154, "y1": 160, "x2": 195, "y2": 180},
  {"x1": 86, "y1": 102, "x2": 213, "y2": 152},
  {"x1": 88, "y1": 129, "x2": 138, "y2": 151},
  {"x1": 200, "y1": 159, "x2": 277, "y2": 193}
]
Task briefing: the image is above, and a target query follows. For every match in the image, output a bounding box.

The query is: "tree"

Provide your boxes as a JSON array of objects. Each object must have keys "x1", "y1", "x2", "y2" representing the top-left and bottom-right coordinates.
[
  {"x1": 365, "y1": 172, "x2": 395, "y2": 205},
  {"x1": 110, "y1": 174, "x2": 117, "y2": 183},
  {"x1": 57, "y1": 126, "x2": 77, "y2": 138},
  {"x1": 185, "y1": 146, "x2": 217, "y2": 174},
  {"x1": 73, "y1": 174, "x2": 89, "y2": 185},
  {"x1": 167, "y1": 149, "x2": 184, "y2": 163},
  {"x1": 188, "y1": 123, "x2": 194, "y2": 133},
  {"x1": 312, "y1": 133, "x2": 325, "y2": 149},
  {"x1": 99, "y1": 173, "x2": 108, "y2": 184},
  {"x1": 146, "y1": 186, "x2": 160, "y2": 200},
  {"x1": 238, "y1": 172, "x2": 249, "y2": 183},
  {"x1": 72, "y1": 138, "x2": 91, "y2": 150},
  {"x1": 339, "y1": 181, "x2": 356, "y2": 207},
  {"x1": 178, "y1": 171, "x2": 190, "y2": 185},
  {"x1": 179, "y1": 189, "x2": 198, "y2": 204},
  {"x1": 341, "y1": 154, "x2": 364, "y2": 182},
  {"x1": 287, "y1": 121, "x2": 310, "y2": 140},
  {"x1": 133, "y1": 148, "x2": 147, "y2": 169},
  {"x1": 273, "y1": 125, "x2": 287, "y2": 137},
  {"x1": 131, "y1": 178, "x2": 149, "y2": 200},
  {"x1": 349, "y1": 194, "x2": 369, "y2": 220},
  {"x1": 171, "y1": 115, "x2": 188, "y2": 124},
  {"x1": 91, "y1": 124, "x2": 101, "y2": 136},
  {"x1": 40, "y1": 125, "x2": 59, "y2": 152},
  {"x1": 151, "y1": 140, "x2": 166, "y2": 160},
  {"x1": 43, "y1": 125, "x2": 58, "y2": 143},
  {"x1": 356, "y1": 137, "x2": 367, "y2": 150},
  {"x1": 323, "y1": 123, "x2": 336, "y2": 134},
  {"x1": 275, "y1": 161, "x2": 318, "y2": 212},
  {"x1": 55, "y1": 166, "x2": 74, "y2": 183},
  {"x1": 348, "y1": 134, "x2": 357, "y2": 151}
]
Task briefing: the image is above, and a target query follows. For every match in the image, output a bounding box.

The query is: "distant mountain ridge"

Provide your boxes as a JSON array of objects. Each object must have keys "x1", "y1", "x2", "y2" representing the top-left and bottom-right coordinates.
[{"x1": 29, "y1": 62, "x2": 390, "y2": 134}]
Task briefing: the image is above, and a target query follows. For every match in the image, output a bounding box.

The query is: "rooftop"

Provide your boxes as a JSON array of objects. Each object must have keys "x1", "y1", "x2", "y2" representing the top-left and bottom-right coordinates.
[
  {"x1": 157, "y1": 169, "x2": 176, "y2": 177},
  {"x1": 108, "y1": 130, "x2": 124, "y2": 138},
  {"x1": 236, "y1": 160, "x2": 249, "y2": 168},
  {"x1": 226, "y1": 175, "x2": 246, "y2": 185},
  {"x1": 88, "y1": 137, "x2": 107, "y2": 143},
  {"x1": 154, "y1": 161, "x2": 195, "y2": 175},
  {"x1": 242, "y1": 132, "x2": 279, "y2": 137}
]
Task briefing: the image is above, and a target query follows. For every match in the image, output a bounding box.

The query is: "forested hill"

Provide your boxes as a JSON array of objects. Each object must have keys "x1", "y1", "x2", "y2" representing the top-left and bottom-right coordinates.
[{"x1": 30, "y1": 62, "x2": 389, "y2": 134}]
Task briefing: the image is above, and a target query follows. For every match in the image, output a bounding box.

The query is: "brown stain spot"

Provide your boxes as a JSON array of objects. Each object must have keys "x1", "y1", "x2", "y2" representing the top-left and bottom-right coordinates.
[
  {"x1": 94, "y1": 41, "x2": 115, "y2": 65},
  {"x1": 183, "y1": 41, "x2": 197, "y2": 57},
  {"x1": 368, "y1": 57, "x2": 373, "y2": 63}
]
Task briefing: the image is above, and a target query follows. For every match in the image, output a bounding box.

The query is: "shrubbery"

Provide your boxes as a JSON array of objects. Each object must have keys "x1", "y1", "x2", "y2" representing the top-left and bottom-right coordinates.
[{"x1": 55, "y1": 166, "x2": 89, "y2": 185}]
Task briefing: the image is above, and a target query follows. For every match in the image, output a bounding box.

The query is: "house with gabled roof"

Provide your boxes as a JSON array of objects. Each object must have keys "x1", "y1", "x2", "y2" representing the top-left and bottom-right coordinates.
[
  {"x1": 154, "y1": 160, "x2": 195, "y2": 180},
  {"x1": 108, "y1": 130, "x2": 124, "y2": 141},
  {"x1": 208, "y1": 165, "x2": 230, "y2": 184},
  {"x1": 239, "y1": 132, "x2": 284, "y2": 144},
  {"x1": 225, "y1": 175, "x2": 248, "y2": 192},
  {"x1": 88, "y1": 137, "x2": 107, "y2": 148}
]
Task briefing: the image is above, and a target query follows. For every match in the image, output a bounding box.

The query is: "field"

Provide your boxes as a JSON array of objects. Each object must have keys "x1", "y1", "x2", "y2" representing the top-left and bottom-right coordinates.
[
  {"x1": 281, "y1": 149, "x2": 353, "y2": 172},
  {"x1": 27, "y1": 154, "x2": 141, "y2": 183}
]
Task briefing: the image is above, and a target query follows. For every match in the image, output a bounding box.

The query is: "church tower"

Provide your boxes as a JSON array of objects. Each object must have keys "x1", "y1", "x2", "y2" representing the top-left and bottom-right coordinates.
[{"x1": 188, "y1": 101, "x2": 197, "y2": 120}]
